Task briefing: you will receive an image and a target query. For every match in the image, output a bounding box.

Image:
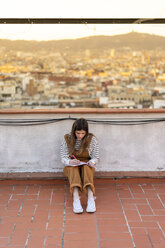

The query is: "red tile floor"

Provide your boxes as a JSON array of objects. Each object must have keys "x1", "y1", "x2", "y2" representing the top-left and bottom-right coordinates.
[{"x1": 0, "y1": 178, "x2": 165, "y2": 248}]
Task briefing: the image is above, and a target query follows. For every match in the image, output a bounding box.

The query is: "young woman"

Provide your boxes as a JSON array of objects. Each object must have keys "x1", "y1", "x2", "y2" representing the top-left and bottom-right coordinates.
[{"x1": 60, "y1": 118, "x2": 99, "y2": 213}]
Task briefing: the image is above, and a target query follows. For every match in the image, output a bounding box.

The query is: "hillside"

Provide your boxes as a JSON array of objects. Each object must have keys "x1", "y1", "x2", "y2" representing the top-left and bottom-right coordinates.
[{"x1": 0, "y1": 32, "x2": 165, "y2": 52}]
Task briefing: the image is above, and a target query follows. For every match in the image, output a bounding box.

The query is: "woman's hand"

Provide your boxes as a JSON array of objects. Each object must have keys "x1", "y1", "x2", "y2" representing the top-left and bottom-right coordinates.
[
  {"x1": 87, "y1": 161, "x2": 95, "y2": 168},
  {"x1": 69, "y1": 159, "x2": 80, "y2": 165}
]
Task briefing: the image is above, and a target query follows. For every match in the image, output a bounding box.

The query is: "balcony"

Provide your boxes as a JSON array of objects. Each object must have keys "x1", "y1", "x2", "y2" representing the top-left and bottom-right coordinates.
[{"x1": 0, "y1": 108, "x2": 165, "y2": 247}]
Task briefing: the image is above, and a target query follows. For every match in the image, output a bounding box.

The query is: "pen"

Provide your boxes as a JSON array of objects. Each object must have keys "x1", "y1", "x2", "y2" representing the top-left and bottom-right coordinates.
[{"x1": 72, "y1": 155, "x2": 77, "y2": 159}]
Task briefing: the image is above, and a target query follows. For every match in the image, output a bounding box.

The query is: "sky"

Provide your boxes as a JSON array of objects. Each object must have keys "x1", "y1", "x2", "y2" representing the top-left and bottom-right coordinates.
[{"x1": 0, "y1": 0, "x2": 165, "y2": 41}]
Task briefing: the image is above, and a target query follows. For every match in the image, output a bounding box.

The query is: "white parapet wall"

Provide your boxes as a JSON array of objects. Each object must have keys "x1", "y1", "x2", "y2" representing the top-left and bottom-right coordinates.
[{"x1": 0, "y1": 109, "x2": 165, "y2": 174}]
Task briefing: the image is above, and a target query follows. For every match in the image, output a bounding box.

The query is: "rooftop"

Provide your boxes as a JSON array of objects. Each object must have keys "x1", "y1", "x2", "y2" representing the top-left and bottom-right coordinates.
[
  {"x1": 1, "y1": 108, "x2": 165, "y2": 247},
  {"x1": 0, "y1": 178, "x2": 165, "y2": 248}
]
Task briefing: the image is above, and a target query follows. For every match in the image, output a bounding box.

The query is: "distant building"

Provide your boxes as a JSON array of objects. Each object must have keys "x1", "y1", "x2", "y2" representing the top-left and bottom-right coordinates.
[
  {"x1": 26, "y1": 80, "x2": 37, "y2": 96},
  {"x1": 153, "y1": 99, "x2": 165, "y2": 108}
]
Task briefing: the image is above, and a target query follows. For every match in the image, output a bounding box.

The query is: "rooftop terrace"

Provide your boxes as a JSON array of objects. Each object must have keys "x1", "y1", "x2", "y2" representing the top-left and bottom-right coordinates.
[
  {"x1": 0, "y1": 108, "x2": 165, "y2": 247},
  {"x1": 0, "y1": 178, "x2": 165, "y2": 248}
]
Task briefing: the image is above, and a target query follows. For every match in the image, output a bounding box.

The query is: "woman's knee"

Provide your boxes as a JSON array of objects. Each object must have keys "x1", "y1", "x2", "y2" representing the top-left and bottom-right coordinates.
[{"x1": 82, "y1": 165, "x2": 95, "y2": 174}]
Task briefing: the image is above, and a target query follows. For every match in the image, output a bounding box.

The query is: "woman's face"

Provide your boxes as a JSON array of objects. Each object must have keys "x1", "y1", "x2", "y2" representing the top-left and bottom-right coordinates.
[{"x1": 75, "y1": 130, "x2": 86, "y2": 140}]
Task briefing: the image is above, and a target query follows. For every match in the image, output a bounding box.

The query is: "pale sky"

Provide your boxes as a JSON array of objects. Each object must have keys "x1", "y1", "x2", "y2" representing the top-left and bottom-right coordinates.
[{"x1": 0, "y1": 0, "x2": 165, "y2": 40}]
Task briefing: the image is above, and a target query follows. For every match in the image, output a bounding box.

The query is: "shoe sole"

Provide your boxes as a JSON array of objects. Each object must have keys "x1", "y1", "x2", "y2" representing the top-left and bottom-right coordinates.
[
  {"x1": 86, "y1": 208, "x2": 96, "y2": 213},
  {"x1": 73, "y1": 209, "x2": 83, "y2": 214}
]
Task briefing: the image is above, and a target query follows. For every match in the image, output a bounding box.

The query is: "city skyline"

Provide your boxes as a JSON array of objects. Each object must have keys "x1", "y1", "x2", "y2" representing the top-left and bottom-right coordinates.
[{"x1": 0, "y1": 34, "x2": 165, "y2": 110}]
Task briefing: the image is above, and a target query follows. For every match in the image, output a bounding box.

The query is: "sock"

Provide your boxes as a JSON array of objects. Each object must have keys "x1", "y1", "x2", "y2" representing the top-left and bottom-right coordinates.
[
  {"x1": 73, "y1": 187, "x2": 79, "y2": 201},
  {"x1": 87, "y1": 186, "x2": 94, "y2": 199}
]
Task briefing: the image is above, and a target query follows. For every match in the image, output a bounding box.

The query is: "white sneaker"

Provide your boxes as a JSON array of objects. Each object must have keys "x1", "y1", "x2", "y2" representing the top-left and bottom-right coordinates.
[
  {"x1": 86, "y1": 198, "x2": 96, "y2": 213},
  {"x1": 73, "y1": 199, "x2": 83, "y2": 214}
]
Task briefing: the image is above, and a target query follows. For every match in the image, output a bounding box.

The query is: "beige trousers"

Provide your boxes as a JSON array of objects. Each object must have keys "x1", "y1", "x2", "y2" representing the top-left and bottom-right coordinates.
[{"x1": 63, "y1": 165, "x2": 95, "y2": 196}]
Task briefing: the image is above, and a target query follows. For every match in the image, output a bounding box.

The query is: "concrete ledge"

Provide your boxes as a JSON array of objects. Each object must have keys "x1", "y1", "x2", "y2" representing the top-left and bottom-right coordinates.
[
  {"x1": 0, "y1": 171, "x2": 165, "y2": 180},
  {"x1": 1, "y1": 108, "x2": 165, "y2": 114}
]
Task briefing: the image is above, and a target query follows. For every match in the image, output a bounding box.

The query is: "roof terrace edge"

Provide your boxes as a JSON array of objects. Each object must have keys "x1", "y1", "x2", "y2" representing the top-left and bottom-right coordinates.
[
  {"x1": 0, "y1": 171, "x2": 165, "y2": 180},
  {"x1": 1, "y1": 108, "x2": 165, "y2": 115}
]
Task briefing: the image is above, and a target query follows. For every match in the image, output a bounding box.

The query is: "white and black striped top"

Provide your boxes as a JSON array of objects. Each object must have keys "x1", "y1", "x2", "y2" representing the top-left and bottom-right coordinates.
[{"x1": 60, "y1": 134, "x2": 99, "y2": 166}]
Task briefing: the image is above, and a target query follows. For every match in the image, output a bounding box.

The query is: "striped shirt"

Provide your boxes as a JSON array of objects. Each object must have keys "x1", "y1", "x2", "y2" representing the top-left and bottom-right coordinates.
[{"x1": 60, "y1": 134, "x2": 99, "y2": 166}]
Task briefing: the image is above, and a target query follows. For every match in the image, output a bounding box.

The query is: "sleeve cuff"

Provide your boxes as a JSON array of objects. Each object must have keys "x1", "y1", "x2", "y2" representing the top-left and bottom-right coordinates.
[
  {"x1": 89, "y1": 158, "x2": 97, "y2": 165},
  {"x1": 61, "y1": 158, "x2": 71, "y2": 166}
]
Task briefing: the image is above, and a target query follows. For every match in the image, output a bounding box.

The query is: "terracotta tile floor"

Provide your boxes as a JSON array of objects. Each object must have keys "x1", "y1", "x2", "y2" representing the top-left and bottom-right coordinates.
[{"x1": 0, "y1": 178, "x2": 165, "y2": 248}]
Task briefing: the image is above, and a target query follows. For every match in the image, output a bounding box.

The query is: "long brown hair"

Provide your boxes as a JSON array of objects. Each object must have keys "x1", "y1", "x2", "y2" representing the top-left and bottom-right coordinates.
[{"x1": 69, "y1": 118, "x2": 89, "y2": 155}]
